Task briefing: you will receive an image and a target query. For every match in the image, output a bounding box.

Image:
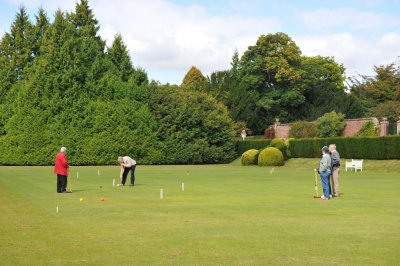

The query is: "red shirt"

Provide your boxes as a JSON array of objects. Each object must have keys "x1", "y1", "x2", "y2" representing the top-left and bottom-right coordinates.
[{"x1": 54, "y1": 152, "x2": 69, "y2": 176}]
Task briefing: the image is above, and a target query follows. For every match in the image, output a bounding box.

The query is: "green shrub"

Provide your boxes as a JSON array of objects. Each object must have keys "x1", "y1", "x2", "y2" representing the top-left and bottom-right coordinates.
[
  {"x1": 241, "y1": 149, "x2": 260, "y2": 165},
  {"x1": 258, "y1": 147, "x2": 284, "y2": 166},
  {"x1": 233, "y1": 121, "x2": 252, "y2": 137},
  {"x1": 148, "y1": 84, "x2": 236, "y2": 164},
  {"x1": 316, "y1": 111, "x2": 346, "y2": 138},
  {"x1": 235, "y1": 139, "x2": 272, "y2": 156},
  {"x1": 285, "y1": 138, "x2": 295, "y2": 158},
  {"x1": 289, "y1": 121, "x2": 317, "y2": 138},
  {"x1": 354, "y1": 121, "x2": 380, "y2": 136},
  {"x1": 383, "y1": 136, "x2": 400, "y2": 159},
  {"x1": 270, "y1": 138, "x2": 288, "y2": 160}
]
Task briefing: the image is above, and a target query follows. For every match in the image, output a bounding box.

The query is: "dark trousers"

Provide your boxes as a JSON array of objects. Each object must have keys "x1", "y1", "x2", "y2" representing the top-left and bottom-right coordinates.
[
  {"x1": 57, "y1": 174, "x2": 67, "y2": 193},
  {"x1": 122, "y1": 165, "x2": 136, "y2": 185}
]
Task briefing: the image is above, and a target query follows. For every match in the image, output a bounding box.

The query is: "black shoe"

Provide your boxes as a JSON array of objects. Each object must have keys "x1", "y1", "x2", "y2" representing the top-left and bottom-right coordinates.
[{"x1": 129, "y1": 184, "x2": 135, "y2": 186}]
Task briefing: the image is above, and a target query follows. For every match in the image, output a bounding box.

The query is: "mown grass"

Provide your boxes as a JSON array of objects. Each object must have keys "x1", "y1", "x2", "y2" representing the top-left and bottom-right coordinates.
[{"x1": 0, "y1": 159, "x2": 399, "y2": 265}]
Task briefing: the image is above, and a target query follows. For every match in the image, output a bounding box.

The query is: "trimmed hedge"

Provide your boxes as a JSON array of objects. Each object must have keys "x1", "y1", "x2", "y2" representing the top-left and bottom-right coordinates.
[
  {"x1": 235, "y1": 139, "x2": 272, "y2": 156},
  {"x1": 270, "y1": 138, "x2": 288, "y2": 159},
  {"x1": 241, "y1": 149, "x2": 260, "y2": 165},
  {"x1": 289, "y1": 135, "x2": 400, "y2": 159},
  {"x1": 258, "y1": 147, "x2": 284, "y2": 166}
]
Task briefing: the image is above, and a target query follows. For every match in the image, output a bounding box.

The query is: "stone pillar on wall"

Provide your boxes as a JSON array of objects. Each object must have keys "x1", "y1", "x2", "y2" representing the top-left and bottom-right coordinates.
[
  {"x1": 397, "y1": 117, "x2": 400, "y2": 135},
  {"x1": 380, "y1": 117, "x2": 389, "y2": 136},
  {"x1": 274, "y1": 118, "x2": 280, "y2": 134}
]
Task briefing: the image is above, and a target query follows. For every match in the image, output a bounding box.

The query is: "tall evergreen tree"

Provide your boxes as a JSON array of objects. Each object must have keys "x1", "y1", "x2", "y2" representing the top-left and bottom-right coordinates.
[
  {"x1": 181, "y1": 66, "x2": 208, "y2": 91},
  {"x1": 32, "y1": 8, "x2": 49, "y2": 57},
  {"x1": 69, "y1": 0, "x2": 100, "y2": 37},
  {"x1": 107, "y1": 34, "x2": 133, "y2": 82},
  {"x1": 0, "y1": 2, "x2": 163, "y2": 165},
  {"x1": 9, "y1": 6, "x2": 34, "y2": 80}
]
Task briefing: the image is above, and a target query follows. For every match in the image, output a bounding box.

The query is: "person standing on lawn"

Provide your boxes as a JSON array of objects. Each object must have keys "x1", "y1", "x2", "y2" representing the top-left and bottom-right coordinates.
[
  {"x1": 118, "y1": 156, "x2": 136, "y2": 186},
  {"x1": 329, "y1": 144, "x2": 340, "y2": 197},
  {"x1": 54, "y1": 147, "x2": 70, "y2": 193},
  {"x1": 314, "y1": 146, "x2": 332, "y2": 200}
]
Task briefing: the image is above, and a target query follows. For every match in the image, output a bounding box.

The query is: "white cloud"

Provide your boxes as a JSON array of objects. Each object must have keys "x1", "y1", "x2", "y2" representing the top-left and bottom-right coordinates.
[
  {"x1": 301, "y1": 8, "x2": 399, "y2": 31},
  {"x1": 5, "y1": 0, "x2": 75, "y2": 12},
  {"x1": 93, "y1": 0, "x2": 280, "y2": 82},
  {"x1": 295, "y1": 32, "x2": 400, "y2": 78},
  {"x1": 3, "y1": 0, "x2": 398, "y2": 85}
]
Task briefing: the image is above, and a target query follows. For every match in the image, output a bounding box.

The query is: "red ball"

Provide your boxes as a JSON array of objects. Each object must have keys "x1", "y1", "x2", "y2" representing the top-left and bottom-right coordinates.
[{"x1": 100, "y1": 198, "x2": 104, "y2": 201}]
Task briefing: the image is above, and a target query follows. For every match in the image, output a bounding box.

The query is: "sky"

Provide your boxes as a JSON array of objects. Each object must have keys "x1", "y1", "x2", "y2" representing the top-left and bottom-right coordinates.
[{"x1": 1, "y1": 0, "x2": 399, "y2": 85}]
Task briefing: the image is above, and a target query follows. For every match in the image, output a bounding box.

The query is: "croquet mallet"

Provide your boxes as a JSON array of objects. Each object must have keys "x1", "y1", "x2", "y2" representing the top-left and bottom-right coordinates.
[{"x1": 314, "y1": 171, "x2": 320, "y2": 198}]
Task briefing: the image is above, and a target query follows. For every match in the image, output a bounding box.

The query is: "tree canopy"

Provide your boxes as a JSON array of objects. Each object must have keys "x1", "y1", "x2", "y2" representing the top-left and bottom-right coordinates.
[
  {"x1": 204, "y1": 33, "x2": 363, "y2": 134},
  {"x1": 350, "y1": 62, "x2": 400, "y2": 129},
  {"x1": 0, "y1": 1, "x2": 397, "y2": 166}
]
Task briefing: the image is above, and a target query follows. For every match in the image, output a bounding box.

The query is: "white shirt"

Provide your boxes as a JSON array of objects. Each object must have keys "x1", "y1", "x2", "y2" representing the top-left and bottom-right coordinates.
[{"x1": 123, "y1": 156, "x2": 136, "y2": 167}]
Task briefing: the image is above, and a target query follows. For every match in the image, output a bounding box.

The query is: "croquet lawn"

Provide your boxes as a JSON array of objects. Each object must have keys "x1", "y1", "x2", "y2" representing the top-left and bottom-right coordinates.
[{"x1": 0, "y1": 158, "x2": 399, "y2": 265}]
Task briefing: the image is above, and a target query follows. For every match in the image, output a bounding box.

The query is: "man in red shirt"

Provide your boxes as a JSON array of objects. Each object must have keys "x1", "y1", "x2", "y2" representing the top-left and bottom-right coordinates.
[{"x1": 54, "y1": 147, "x2": 70, "y2": 193}]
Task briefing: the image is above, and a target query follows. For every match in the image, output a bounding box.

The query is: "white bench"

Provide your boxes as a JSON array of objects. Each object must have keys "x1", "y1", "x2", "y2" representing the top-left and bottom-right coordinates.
[{"x1": 346, "y1": 159, "x2": 363, "y2": 172}]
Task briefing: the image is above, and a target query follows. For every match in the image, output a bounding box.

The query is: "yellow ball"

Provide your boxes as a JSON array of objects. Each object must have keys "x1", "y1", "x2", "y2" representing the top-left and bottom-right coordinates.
[{"x1": 80, "y1": 198, "x2": 83, "y2": 202}]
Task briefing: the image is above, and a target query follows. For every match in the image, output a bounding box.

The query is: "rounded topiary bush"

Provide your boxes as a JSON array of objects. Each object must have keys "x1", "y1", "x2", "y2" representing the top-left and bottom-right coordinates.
[
  {"x1": 270, "y1": 138, "x2": 288, "y2": 159},
  {"x1": 258, "y1": 147, "x2": 284, "y2": 166},
  {"x1": 241, "y1": 149, "x2": 260, "y2": 165}
]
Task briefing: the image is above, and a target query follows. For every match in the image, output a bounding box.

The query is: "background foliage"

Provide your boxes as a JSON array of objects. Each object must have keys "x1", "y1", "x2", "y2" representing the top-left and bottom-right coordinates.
[
  {"x1": 0, "y1": 1, "x2": 234, "y2": 165},
  {"x1": 289, "y1": 136, "x2": 400, "y2": 159},
  {"x1": 354, "y1": 121, "x2": 381, "y2": 137},
  {"x1": 349, "y1": 62, "x2": 400, "y2": 135},
  {"x1": 0, "y1": 1, "x2": 398, "y2": 166},
  {"x1": 316, "y1": 111, "x2": 346, "y2": 138},
  {"x1": 148, "y1": 83, "x2": 236, "y2": 164},
  {"x1": 289, "y1": 121, "x2": 317, "y2": 138}
]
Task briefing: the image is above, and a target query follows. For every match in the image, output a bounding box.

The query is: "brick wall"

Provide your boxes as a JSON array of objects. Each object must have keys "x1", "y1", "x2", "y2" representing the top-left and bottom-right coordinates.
[
  {"x1": 340, "y1": 118, "x2": 380, "y2": 137},
  {"x1": 269, "y1": 117, "x2": 389, "y2": 140}
]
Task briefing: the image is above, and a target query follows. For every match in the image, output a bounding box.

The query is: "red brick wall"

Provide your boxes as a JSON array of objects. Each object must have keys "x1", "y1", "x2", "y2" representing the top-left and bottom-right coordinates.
[
  {"x1": 340, "y1": 118, "x2": 380, "y2": 137},
  {"x1": 269, "y1": 117, "x2": 388, "y2": 140}
]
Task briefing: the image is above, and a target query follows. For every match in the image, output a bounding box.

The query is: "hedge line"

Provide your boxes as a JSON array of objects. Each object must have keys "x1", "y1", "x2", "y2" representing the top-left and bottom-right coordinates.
[
  {"x1": 289, "y1": 135, "x2": 400, "y2": 159},
  {"x1": 235, "y1": 139, "x2": 272, "y2": 156}
]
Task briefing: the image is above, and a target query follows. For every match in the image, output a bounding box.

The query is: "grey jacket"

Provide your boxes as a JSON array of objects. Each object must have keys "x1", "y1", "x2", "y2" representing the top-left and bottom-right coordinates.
[
  {"x1": 318, "y1": 153, "x2": 331, "y2": 174},
  {"x1": 331, "y1": 150, "x2": 340, "y2": 170}
]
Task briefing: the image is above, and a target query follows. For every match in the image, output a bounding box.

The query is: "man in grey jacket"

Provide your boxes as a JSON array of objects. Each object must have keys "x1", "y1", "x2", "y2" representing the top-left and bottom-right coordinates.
[{"x1": 329, "y1": 144, "x2": 340, "y2": 197}]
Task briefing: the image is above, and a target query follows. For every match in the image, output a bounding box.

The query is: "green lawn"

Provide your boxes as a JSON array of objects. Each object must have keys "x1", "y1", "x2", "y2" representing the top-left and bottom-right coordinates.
[{"x1": 1, "y1": 159, "x2": 399, "y2": 265}]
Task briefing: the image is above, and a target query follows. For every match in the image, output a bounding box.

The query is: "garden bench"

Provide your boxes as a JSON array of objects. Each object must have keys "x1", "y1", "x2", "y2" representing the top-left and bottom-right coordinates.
[{"x1": 345, "y1": 159, "x2": 363, "y2": 172}]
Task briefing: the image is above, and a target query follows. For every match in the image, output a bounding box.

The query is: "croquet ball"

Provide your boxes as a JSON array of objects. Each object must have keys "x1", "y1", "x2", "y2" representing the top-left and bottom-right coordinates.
[
  {"x1": 117, "y1": 184, "x2": 120, "y2": 187},
  {"x1": 80, "y1": 198, "x2": 83, "y2": 202},
  {"x1": 100, "y1": 186, "x2": 102, "y2": 189},
  {"x1": 100, "y1": 198, "x2": 104, "y2": 201}
]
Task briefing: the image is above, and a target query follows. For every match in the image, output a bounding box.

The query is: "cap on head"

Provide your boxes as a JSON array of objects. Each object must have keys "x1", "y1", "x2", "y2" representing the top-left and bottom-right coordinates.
[
  {"x1": 321, "y1": 146, "x2": 329, "y2": 153},
  {"x1": 60, "y1": 147, "x2": 67, "y2": 153}
]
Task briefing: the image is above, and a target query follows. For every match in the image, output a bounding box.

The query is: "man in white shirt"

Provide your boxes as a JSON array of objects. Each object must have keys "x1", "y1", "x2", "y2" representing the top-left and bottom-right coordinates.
[{"x1": 118, "y1": 156, "x2": 137, "y2": 186}]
